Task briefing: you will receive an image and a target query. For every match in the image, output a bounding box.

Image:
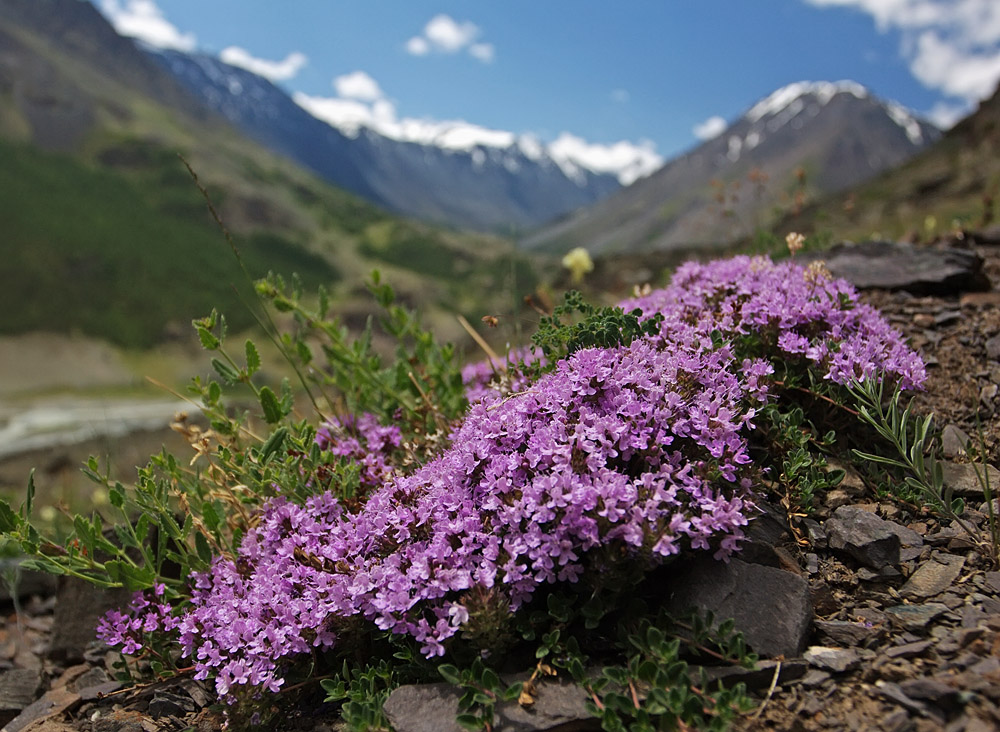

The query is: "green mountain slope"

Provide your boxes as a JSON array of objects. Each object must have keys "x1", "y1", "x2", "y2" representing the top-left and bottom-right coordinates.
[{"x1": 0, "y1": 0, "x2": 537, "y2": 349}]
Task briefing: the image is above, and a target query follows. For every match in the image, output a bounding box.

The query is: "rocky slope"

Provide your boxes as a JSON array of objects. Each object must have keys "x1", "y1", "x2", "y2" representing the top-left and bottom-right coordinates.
[
  {"x1": 777, "y1": 82, "x2": 1000, "y2": 244},
  {"x1": 522, "y1": 81, "x2": 940, "y2": 255}
]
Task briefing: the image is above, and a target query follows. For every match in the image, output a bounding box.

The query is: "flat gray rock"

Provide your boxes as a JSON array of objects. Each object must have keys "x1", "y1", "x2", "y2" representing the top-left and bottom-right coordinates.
[
  {"x1": 383, "y1": 677, "x2": 597, "y2": 732},
  {"x1": 803, "y1": 645, "x2": 860, "y2": 673},
  {"x1": 885, "y1": 603, "x2": 948, "y2": 631},
  {"x1": 940, "y1": 461, "x2": 1000, "y2": 498},
  {"x1": 814, "y1": 619, "x2": 882, "y2": 647},
  {"x1": 662, "y1": 557, "x2": 811, "y2": 659},
  {"x1": 797, "y1": 241, "x2": 988, "y2": 294},
  {"x1": 0, "y1": 669, "x2": 43, "y2": 727},
  {"x1": 900, "y1": 554, "x2": 965, "y2": 600},
  {"x1": 825, "y1": 506, "x2": 901, "y2": 569}
]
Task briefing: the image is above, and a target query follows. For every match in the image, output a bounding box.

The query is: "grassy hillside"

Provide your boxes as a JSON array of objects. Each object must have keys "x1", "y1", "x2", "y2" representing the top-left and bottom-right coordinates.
[
  {"x1": 0, "y1": 138, "x2": 337, "y2": 347},
  {"x1": 0, "y1": 2, "x2": 545, "y2": 350}
]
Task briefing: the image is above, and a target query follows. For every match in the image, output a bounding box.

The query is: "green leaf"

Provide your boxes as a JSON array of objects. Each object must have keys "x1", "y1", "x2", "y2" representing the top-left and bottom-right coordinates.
[
  {"x1": 245, "y1": 340, "x2": 261, "y2": 375},
  {"x1": 259, "y1": 386, "x2": 283, "y2": 424},
  {"x1": 260, "y1": 427, "x2": 288, "y2": 463},
  {"x1": 201, "y1": 501, "x2": 221, "y2": 533},
  {"x1": 437, "y1": 664, "x2": 462, "y2": 685},
  {"x1": 195, "y1": 532, "x2": 213, "y2": 564},
  {"x1": 24, "y1": 470, "x2": 35, "y2": 518},
  {"x1": 196, "y1": 326, "x2": 220, "y2": 351},
  {"x1": 0, "y1": 500, "x2": 22, "y2": 533},
  {"x1": 134, "y1": 514, "x2": 150, "y2": 545},
  {"x1": 211, "y1": 358, "x2": 241, "y2": 385},
  {"x1": 207, "y1": 381, "x2": 222, "y2": 405},
  {"x1": 455, "y1": 713, "x2": 483, "y2": 731},
  {"x1": 480, "y1": 668, "x2": 500, "y2": 690}
]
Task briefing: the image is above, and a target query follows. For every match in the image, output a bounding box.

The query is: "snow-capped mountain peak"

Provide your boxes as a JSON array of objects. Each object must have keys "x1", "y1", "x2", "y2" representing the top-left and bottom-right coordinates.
[{"x1": 746, "y1": 80, "x2": 870, "y2": 123}]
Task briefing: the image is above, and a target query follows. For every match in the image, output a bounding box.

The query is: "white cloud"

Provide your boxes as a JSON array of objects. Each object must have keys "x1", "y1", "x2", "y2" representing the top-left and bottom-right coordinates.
[
  {"x1": 611, "y1": 88, "x2": 630, "y2": 104},
  {"x1": 468, "y1": 43, "x2": 496, "y2": 63},
  {"x1": 99, "y1": 0, "x2": 196, "y2": 51},
  {"x1": 425, "y1": 14, "x2": 479, "y2": 51},
  {"x1": 925, "y1": 99, "x2": 972, "y2": 129},
  {"x1": 693, "y1": 115, "x2": 728, "y2": 140},
  {"x1": 219, "y1": 47, "x2": 307, "y2": 82},
  {"x1": 333, "y1": 71, "x2": 384, "y2": 102},
  {"x1": 405, "y1": 37, "x2": 430, "y2": 56},
  {"x1": 803, "y1": 0, "x2": 1000, "y2": 103},
  {"x1": 406, "y1": 14, "x2": 494, "y2": 63},
  {"x1": 910, "y1": 30, "x2": 1000, "y2": 99}
]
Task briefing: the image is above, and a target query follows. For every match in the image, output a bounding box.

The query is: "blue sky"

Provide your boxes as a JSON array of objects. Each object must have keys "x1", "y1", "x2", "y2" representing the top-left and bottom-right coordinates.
[{"x1": 96, "y1": 0, "x2": 1000, "y2": 176}]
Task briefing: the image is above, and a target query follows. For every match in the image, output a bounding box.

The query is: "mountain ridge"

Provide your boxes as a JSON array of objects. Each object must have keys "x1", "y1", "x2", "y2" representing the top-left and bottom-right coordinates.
[
  {"x1": 147, "y1": 47, "x2": 629, "y2": 234},
  {"x1": 521, "y1": 80, "x2": 940, "y2": 255}
]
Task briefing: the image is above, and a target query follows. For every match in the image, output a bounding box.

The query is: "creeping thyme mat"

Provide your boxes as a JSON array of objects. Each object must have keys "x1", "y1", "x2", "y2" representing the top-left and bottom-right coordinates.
[{"x1": 89, "y1": 255, "x2": 926, "y2": 708}]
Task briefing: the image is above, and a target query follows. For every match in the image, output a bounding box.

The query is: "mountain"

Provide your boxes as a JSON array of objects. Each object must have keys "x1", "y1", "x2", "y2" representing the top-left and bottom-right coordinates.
[
  {"x1": 521, "y1": 81, "x2": 941, "y2": 255},
  {"x1": 0, "y1": 0, "x2": 535, "y2": 348},
  {"x1": 146, "y1": 48, "x2": 626, "y2": 234},
  {"x1": 774, "y1": 81, "x2": 1000, "y2": 242}
]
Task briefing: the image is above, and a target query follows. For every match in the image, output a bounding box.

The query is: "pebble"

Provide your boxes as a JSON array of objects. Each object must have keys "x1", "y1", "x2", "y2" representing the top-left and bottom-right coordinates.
[
  {"x1": 900, "y1": 554, "x2": 966, "y2": 599},
  {"x1": 885, "y1": 603, "x2": 949, "y2": 631},
  {"x1": 804, "y1": 646, "x2": 861, "y2": 673}
]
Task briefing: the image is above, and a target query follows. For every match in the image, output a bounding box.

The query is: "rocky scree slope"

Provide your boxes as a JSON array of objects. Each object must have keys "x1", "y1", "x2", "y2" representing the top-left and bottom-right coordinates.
[{"x1": 522, "y1": 81, "x2": 940, "y2": 255}]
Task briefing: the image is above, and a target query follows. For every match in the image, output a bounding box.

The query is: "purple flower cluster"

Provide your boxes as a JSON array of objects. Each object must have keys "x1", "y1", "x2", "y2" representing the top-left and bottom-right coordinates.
[
  {"x1": 461, "y1": 345, "x2": 544, "y2": 404},
  {"x1": 622, "y1": 255, "x2": 925, "y2": 390},
  {"x1": 96, "y1": 583, "x2": 177, "y2": 656},
  {"x1": 99, "y1": 255, "x2": 925, "y2": 700},
  {"x1": 315, "y1": 413, "x2": 401, "y2": 495}
]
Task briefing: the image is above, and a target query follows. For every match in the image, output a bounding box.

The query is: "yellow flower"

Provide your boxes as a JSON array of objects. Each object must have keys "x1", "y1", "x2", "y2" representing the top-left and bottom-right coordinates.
[{"x1": 562, "y1": 247, "x2": 594, "y2": 284}]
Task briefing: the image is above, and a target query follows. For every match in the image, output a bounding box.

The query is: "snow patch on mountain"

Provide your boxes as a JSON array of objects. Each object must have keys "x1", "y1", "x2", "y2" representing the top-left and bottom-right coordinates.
[
  {"x1": 746, "y1": 80, "x2": 869, "y2": 122},
  {"x1": 293, "y1": 91, "x2": 662, "y2": 186}
]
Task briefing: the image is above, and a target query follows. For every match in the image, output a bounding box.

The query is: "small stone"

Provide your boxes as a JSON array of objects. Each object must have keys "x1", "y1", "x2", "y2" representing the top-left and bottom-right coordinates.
[
  {"x1": 826, "y1": 506, "x2": 902, "y2": 568},
  {"x1": 814, "y1": 620, "x2": 882, "y2": 647},
  {"x1": 876, "y1": 681, "x2": 933, "y2": 718},
  {"x1": 900, "y1": 554, "x2": 966, "y2": 600},
  {"x1": 884, "y1": 640, "x2": 934, "y2": 659},
  {"x1": 383, "y1": 677, "x2": 594, "y2": 732},
  {"x1": 804, "y1": 645, "x2": 860, "y2": 673},
  {"x1": 801, "y1": 240, "x2": 988, "y2": 294},
  {"x1": 805, "y1": 553, "x2": 820, "y2": 574},
  {"x1": 987, "y1": 334, "x2": 1000, "y2": 361},
  {"x1": 803, "y1": 519, "x2": 827, "y2": 547},
  {"x1": 898, "y1": 678, "x2": 961, "y2": 707},
  {"x1": 800, "y1": 669, "x2": 831, "y2": 688},
  {"x1": 940, "y1": 462, "x2": 1000, "y2": 499},
  {"x1": 879, "y1": 708, "x2": 910, "y2": 732},
  {"x1": 968, "y1": 656, "x2": 1000, "y2": 675},
  {"x1": 982, "y1": 571, "x2": 1000, "y2": 595},
  {"x1": 980, "y1": 383, "x2": 998, "y2": 407},
  {"x1": 825, "y1": 488, "x2": 854, "y2": 511},
  {"x1": 885, "y1": 603, "x2": 949, "y2": 631},
  {"x1": 941, "y1": 425, "x2": 971, "y2": 458},
  {"x1": 934, "y1": 310, "x2": 962, "y2": 326}
]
